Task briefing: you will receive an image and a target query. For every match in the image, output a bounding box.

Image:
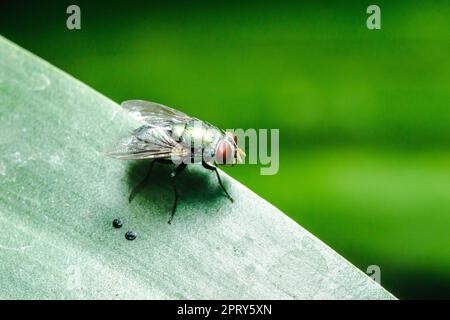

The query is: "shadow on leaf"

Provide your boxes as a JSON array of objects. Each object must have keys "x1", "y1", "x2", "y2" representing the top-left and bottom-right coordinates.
[{"x1": 125, "y1": 160, "x2": 232, "y2": 221}]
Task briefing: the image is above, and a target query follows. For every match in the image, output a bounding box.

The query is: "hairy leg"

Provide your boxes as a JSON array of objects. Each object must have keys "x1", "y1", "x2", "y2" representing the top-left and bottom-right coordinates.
[
  {"x1": 168, "y1": 163, "x2": 187, "y2": 224},
  {"x1": 129, "y1": 160, "x2": 155, "y2": 203},
  {"x1": 202, "y1": 161, "x2": 234, "y2": 202}
]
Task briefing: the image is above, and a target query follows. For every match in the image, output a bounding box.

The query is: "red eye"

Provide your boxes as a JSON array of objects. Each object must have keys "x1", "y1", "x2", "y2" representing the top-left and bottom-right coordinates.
[
  {"x1": 215, "y1": 140, "x2": 234, "y2": 165},
  {"x1": 227, "y1": 131, "x2": 238, "y2": 144}
]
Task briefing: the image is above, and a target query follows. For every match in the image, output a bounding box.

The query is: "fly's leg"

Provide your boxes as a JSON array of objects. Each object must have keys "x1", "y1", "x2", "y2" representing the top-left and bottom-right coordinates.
[
  {"x1": 168, "y1": 163, "x2": 187, "y2": 224},
  {"x1": 129, "y1": 160, "x2": 155, "y2": 203},
  {"x1": 202, "y1": 161, "x2": 234, "y2": 202}
]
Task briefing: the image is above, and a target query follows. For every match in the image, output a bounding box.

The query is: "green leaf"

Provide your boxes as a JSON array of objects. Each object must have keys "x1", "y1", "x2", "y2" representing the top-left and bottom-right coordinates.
[{"x1": 0, "y1": 35, "x2": 395, "y2": 299}]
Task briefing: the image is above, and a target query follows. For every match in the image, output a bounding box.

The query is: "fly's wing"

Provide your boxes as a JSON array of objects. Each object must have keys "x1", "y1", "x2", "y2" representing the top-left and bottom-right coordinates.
[
  {"x1": 107, "y1": 126, "x2": 189, "y2": 160},
  {"x1": 122, "y1": 100, "x2": 191, "y2": 128}
]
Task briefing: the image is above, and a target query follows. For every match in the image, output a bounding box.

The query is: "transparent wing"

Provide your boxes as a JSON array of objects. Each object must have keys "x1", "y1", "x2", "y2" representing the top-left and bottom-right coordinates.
[
  {"x1": 122, "y1": 100, "x2": 191, "y2": 128},
  {"x1": 107, "y1": 126, "x2": 189, "y2": 160}
]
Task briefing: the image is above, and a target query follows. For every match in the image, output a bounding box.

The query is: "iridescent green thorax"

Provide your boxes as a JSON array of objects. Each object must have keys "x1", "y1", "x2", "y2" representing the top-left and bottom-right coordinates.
[{"x1": 171, "y1": 119, "x2": 223, "y2": 161}]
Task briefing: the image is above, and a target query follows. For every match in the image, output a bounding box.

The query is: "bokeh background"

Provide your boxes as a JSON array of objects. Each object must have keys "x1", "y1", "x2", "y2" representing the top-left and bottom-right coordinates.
[{"x1": 1, "y1": 0, "x2": 449, "y2": 299}]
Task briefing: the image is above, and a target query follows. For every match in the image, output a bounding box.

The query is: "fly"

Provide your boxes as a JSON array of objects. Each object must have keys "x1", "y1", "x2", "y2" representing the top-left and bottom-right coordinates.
[{"x1": 107, "y1": 100, "x2": 245, "y2": 224}]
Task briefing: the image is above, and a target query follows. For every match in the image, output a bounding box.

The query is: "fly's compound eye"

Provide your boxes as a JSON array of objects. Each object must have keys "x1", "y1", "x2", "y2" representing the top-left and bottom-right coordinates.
[
  {"x1": 226, "y1": 131, "x2": 238, "y2": 144},
  {"x1": 215, "y1": 140, "x2": 234, "y2": 165}
]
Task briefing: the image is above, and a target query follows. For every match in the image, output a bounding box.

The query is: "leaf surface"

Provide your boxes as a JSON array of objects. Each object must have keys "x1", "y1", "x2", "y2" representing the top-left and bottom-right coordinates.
[{"x1": 0, "y1": 36, "x2": 395, "y2": 299}]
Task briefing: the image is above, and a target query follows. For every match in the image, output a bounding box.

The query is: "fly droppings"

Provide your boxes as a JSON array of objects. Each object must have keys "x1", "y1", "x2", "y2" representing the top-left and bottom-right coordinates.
[
  {"x1": 112, "y1": 218, "x2": 123, "y2": 229},
  {"x1": 125, "y1": 231, "x2": 137, "y2": 241}
]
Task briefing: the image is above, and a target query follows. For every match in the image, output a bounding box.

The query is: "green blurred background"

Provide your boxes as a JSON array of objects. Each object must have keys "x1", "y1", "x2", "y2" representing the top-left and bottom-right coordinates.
[{"x1": 1, "y1": 0, "x2": 449, "y2": 299}]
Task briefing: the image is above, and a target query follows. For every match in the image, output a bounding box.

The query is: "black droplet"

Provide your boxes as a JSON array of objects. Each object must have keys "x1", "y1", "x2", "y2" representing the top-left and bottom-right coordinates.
[
  {"x1": 125, "y1": 231, "x2": 137, "y2": 241},
  {"x1": 112, "y1": 218, "x2": 123, "y2": 229}
]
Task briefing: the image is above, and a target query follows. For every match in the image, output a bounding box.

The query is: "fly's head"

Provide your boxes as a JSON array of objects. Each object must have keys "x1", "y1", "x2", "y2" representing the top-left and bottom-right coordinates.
[{"x1": 214, "y1": 131, "x2": 246, "y2": 166}]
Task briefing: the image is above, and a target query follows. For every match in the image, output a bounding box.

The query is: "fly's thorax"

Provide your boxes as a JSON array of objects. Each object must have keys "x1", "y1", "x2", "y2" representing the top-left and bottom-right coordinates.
[
  {"x1": 171, "y1": 123, "x2": 186, "y2": 142},
  {"x1": 180, "y1": 120, "x2": 222, "y2": 149},
  {"x1": 202, "y1": 129, "x2": 223, "y2": 164},
  {"x1": 173, "y1": 120, "x2": 222, "y2": 164}
]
